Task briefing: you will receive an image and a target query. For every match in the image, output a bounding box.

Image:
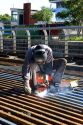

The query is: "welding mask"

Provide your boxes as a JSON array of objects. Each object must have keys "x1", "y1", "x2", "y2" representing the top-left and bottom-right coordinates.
[{"x1": 33, "y1": 45, "x2": 47, "y2": 64}]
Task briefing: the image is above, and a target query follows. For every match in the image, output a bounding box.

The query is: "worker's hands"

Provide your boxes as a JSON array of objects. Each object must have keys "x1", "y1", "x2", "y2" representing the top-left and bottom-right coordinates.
[
  {"x1": 44, "y1": 80, "x2": 49, "y2": 86},
  {"x1": 25, "y1": 86, "x2": 32, "y2": 94},
  {"x1": 24, "y1": 80, "x2": 32, "y2": 94},
  {"x1": 43, "y1": 74, "x2": 49, "y2": 86}
]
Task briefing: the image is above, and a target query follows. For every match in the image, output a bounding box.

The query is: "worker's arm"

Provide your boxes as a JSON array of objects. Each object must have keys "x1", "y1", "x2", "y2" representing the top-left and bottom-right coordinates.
[{"x1": 22, "y1": 48, "x2": 32, "y2": 80}]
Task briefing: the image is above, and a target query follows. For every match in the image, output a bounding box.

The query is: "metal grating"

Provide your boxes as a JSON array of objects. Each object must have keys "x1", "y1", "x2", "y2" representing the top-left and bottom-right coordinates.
[{"x1": 0, "y1": 68, "x2": 83, "y2": 125}]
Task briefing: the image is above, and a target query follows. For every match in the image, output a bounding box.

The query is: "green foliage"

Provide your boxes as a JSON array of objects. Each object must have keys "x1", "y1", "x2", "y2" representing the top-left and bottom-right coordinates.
[
  {"x1": 56, "y1": 0, "x2": 83, "y2": 26},
  {"x1": 3, "y1": 23, "x2": 12, "y2": 39},
  {"x1": 16, "y1": 25, "x2": 43, "y2": 39},
  {"x1": 70, "y1": 36, "x2": 83, "y2": 41},
  {"x1": 66, "y1": 36, "x2": 83, "y2": 41},
  {"x1": 0, "y1": 14, "x2": 11, "y2": 23},
  {"x1": 16, "y1": 30, "x2": 27, "y2": 39},
  {"x1": 32, "y1": 7, "x2": 53, "y2": 23}
]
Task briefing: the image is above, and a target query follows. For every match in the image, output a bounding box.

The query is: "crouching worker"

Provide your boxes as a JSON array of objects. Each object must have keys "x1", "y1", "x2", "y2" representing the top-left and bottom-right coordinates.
[{"x1": 22, "y1": 44, "x2": 67, "y2": 94}]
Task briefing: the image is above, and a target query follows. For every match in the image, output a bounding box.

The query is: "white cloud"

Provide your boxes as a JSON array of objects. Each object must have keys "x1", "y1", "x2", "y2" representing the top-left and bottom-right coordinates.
[
  {"x1": 30, "y1": 0, "x2": 50, "y2": 10},
  {"x1": 0, "y1": 0, "x2": 50, "y2": 15}
]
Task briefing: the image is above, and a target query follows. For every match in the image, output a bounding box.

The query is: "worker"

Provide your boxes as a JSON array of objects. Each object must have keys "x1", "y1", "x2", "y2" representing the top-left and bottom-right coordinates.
[{"x1": 22, "y1": 44, "x2": 67, "y2": 94}]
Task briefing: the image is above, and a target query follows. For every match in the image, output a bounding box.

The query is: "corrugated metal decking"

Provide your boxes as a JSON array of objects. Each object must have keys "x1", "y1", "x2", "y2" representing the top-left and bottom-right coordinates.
[{"x1": 0, "y1": 68, "x2": 83, "y2": 125}]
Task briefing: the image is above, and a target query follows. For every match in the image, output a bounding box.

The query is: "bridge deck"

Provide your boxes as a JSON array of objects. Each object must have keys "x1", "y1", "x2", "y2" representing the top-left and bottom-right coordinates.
[{"x1": 0, "y1": 64, "x2": 83, "y2": 125}]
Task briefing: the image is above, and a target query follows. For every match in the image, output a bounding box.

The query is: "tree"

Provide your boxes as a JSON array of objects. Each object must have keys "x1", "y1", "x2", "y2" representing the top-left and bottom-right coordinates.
[
  {"x1": 32, "y1": 7, "x2": 53, "y2": 23},
  {"x1": 0, "y1": 14, "x2": 11, "y2": 23},
  {"x1": 56, "y1": 0, "x2": 83, "y2": 26}
]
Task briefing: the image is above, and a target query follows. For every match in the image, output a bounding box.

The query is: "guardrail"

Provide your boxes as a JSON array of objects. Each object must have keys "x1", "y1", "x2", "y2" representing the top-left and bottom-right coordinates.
[{"x1": 0, "y1": 26, "x2": 83, "y2": 60}]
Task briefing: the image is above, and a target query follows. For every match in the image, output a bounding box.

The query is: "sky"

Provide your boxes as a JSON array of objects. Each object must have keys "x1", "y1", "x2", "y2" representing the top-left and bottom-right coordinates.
[{"x1": 0, "y1": 0, "x2": 52, "y2": 15}]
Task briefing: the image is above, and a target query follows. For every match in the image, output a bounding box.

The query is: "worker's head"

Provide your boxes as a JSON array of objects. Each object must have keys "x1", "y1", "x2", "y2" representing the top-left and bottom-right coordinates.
[{"x1": 33, "y1": 45, "x2": 47, "y2": 64}]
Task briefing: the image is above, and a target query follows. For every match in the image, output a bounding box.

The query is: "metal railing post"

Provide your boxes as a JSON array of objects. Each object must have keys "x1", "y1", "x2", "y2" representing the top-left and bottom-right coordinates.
[
  {"x1": 65, "y1": 41, "x2": 68, "y2": 57},
  {"x1": 12, "y1": 30, "x2": 16, "y2": 53},
  {"x1": 0, "y1": 31, "x2": 3, "y2": 52},
  {"x1": 43, "y1": 30, "x2": 48, "y2": 45},
  {"x1": 26, "y1": 30, "x2": 31, "y2": 48}
]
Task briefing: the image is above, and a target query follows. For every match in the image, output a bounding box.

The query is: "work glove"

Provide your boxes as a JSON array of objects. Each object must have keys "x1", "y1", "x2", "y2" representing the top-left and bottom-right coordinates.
[
  {"x1": 24, "y1": 86, "x2": 32, "y2": 94},
  {"x1": 24, "y1": 80, "x2": 32, "y2": 94}
]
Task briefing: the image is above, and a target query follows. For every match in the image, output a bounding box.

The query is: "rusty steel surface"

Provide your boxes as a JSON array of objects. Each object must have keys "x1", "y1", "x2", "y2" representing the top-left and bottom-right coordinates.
[{"x1": 0, "y1": 66, "x2": 83, "y2": 125}]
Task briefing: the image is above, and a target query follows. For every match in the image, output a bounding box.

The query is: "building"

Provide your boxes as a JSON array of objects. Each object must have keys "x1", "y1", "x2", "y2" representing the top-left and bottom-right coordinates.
[
  {"x1": 10, "y1": 3, "x2": 37, "y2": 26},
  {"x1": 49, "y1": 0, "x2": 65, "y2": 22},
  {"x1": 10, "y1": 1, "x2": 65, "y2": 25}
]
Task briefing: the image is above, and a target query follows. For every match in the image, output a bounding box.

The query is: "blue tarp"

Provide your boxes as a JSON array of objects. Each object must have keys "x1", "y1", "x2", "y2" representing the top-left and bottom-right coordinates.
[{"x1": 52, "y1": 7, "x2": 66, "y2": 13}]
